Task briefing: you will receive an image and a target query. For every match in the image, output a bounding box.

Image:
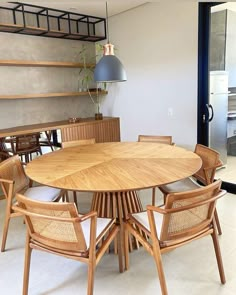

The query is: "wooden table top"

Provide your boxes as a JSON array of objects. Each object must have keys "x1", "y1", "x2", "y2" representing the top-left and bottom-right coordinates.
[
  {"x1": 25, "y1": 142, "x2": 202, "y2": 192},
  {"x1": 0, "y1": 117, "x2": 117, "y2": 138}
]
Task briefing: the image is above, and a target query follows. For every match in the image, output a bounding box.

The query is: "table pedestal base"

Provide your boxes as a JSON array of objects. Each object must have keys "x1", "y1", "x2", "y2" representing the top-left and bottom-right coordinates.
[{"x1": 91, "y1": 190, "x2": 145, "y2": 253}]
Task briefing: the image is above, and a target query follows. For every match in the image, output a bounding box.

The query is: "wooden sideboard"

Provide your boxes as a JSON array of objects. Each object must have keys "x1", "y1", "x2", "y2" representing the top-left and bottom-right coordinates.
[
  {"x1": 60, "y1": 117, "x2": 120, "y2": 143},
  {"x1": 0, "y1": 117, "x2": 120, "y2": 143}
]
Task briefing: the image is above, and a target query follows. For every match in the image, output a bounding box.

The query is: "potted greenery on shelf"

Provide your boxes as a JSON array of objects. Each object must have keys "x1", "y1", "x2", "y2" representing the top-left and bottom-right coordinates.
[{"x1": 78, "y1": 44, "x2": 107, "y2": 120}]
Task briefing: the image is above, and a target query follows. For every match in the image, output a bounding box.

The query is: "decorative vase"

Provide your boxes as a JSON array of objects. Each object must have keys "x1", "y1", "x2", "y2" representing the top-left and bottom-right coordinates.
[{"x1": 95, "y1": 113, "x2": 103, "y2": 120}]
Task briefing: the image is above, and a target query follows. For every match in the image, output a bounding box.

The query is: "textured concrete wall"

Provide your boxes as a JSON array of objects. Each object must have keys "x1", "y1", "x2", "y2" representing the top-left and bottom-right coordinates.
[{"x1": 0, "y1": 31, "x2": 96, "y2": 129}]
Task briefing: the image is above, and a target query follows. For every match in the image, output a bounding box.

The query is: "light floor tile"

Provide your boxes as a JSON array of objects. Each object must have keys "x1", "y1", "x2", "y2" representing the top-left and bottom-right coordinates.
[{"x1": 0, "y1": 187, "x2": 235, "y2": 295}]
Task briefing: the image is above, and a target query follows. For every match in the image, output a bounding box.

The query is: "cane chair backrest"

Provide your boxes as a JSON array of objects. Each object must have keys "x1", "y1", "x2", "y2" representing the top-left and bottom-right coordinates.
[
  {"x1": 16, "y1": 193, "x2": 88, "y2": 252},
  {"x1": 0, "y1": 155, "x2": 29, "y2": 198},
  {"x1": 193, "y1": 144, "x2": 222, "y2": 185},
  {"x1": 157, "y1": 180, "x2": 222, "y2": 243},
  {"x1": 15, "y1": 133, "x2": 41, "y2": 153}
]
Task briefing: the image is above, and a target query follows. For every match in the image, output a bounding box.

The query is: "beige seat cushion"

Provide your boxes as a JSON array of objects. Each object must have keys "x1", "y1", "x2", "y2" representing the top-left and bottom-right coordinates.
[
  {"x1": 161, "y1": 177, "x2": 201, "y2": 193},
  {"x1": 81, "y1": 217, "x2": 114, "y2": 248},
  {"x1": 131, "y1": 210, "x2": 163, "y2": 238},
  {"x1": 24, "y1": 186, "x2": 61, "y2": 202}
]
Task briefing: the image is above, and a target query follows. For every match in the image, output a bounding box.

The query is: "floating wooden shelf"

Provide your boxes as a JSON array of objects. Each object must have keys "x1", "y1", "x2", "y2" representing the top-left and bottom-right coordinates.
[
  {"x1": 0, "y1": 23, "x2": 23, "y2": 32},
  {"x1": 0, "y1": 59, "x2": 95, "y2": 68},
  {"x1": 0, "y1": 90, "x2": 107, "y2": 100}
]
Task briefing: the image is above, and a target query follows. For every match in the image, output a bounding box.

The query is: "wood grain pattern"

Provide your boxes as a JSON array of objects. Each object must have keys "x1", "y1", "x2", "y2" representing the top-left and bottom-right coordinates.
[
  {"x1": 0, "y1": 90, "x2": 107, "y2": 100},
  {"x1": 0, "y1": 60, "x2": 94, "y2": 68},
  {"x1": 61, "y1": 118, "x2": 120, "y2": 143},
  {"x1": 0, "y1": 117, "x2": 119, "y2": 139},
  {"x1": 25, "y1": 142, "x2": 202, "y2": 192}
]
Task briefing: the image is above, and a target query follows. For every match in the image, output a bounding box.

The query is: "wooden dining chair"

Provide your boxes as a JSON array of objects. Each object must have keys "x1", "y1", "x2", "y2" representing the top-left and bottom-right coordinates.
[
  {"x1": 159, "y1": 144, "x2": 223, "y2": 234},
  {"x1": 0, "y1": 138, "x2": 12, "y2": 162},
  {"x1": 39, "y1": 131, "x2": 54, "y2": 151},
  {"x1": 61, "y1": 138, "x2": 96, "y2": 209},
  {"x1": 62, "y1": 138, "x2": 96, "y2": 148},
  {"x1": 124, "y1": 180, "x2": 226, "y2": 295},
  {"x1": 138, "y1": 135, "x2": 174, "y2": 145},
  {"x1": 13, "y1": 193, "x2": 123, "y2": 295},
  {"x1": 0, "y1": 150, "x2": 10, "y2": 162},
  {"x1": 138, "y1": 135, "x2": 175, "y2": 206},
  {"x1": 13, "y1": 133, "x2": 42, "y2": 163},
  {"x1": 0, "y1": 155, "x2": 64, "y2": 252}
]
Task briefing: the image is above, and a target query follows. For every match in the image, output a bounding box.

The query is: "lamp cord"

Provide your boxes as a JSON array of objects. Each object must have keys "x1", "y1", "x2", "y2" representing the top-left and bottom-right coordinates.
[{"x1": 106, "y1": 2, "x2": 110, "y2": 43}]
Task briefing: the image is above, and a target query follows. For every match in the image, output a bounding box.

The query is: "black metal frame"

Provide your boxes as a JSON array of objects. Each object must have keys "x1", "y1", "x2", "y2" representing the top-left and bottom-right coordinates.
[
  {"x1": 198, "y1": 2, "x2": 236, "y2": 194},
  {"x1": 0, "y1": 2, "x2": 106, "y2": 42}
]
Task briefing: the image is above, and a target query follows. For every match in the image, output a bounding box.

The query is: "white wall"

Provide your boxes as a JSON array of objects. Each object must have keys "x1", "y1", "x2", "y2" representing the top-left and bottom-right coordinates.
[{"x1": 101, "y1": 2, "x2": 198, "y2": 149}]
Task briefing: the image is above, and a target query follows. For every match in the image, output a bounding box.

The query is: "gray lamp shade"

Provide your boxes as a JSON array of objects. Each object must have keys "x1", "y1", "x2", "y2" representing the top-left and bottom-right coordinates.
[{"x1": 94, "y1": 55, "x2": 127, "y2": 83}]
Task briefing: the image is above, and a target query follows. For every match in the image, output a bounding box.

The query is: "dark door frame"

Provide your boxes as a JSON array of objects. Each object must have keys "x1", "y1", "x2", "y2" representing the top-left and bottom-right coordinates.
[{"x1": 198, "y1": 2, "x2": 236, "y2": 193}]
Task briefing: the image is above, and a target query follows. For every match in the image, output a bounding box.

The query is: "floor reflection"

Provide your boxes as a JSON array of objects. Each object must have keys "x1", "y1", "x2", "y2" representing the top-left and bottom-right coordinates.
[{"x1": 216, "y1": 155, "x2": 236, "y2": 184}]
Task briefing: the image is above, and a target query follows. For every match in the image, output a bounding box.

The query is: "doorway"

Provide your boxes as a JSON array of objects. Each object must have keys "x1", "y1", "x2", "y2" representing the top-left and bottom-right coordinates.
[{"x1": 198, "y1": 2, "x2": 236, "y2": 193}]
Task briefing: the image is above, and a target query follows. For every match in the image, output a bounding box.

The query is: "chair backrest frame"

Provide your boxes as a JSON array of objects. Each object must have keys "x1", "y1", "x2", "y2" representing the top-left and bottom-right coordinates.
[
  {"x1": 147, "y1": 180, "x2": 224, "y2": 244},
  {"x1": 15, "y1": 133, "x2": 41, "y2": 154},
  {"x1": 0, "y1": 155, "x2": 29, "y2": 199},
  {"x1": 16, "y1": 193, "x2": 91, "y2": 253},
  {"x1": 193, "y1": 144, "x2": 222, "y2": 185},
  {"x1": 62, "y1": 138, "x2": 96, "y2": 148},
  {"x1": 138, "y1": 135, "x2": 173, "y2": 145}
]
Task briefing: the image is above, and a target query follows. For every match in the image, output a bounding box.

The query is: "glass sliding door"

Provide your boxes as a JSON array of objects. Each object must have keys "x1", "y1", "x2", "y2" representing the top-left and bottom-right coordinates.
[{"x1": 198, "y1": 2, "x2": 236, "y2": 193}]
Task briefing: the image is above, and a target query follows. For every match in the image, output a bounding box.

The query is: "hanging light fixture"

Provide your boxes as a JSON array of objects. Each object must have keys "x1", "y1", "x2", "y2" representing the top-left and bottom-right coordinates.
[{"x1": 94, "y1": 2, "x2": 127, "y2": 82}]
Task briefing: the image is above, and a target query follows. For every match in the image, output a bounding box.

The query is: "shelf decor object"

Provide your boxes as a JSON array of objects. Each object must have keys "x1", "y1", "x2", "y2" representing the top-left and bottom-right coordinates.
[
  {"x1": 0, "y1": 2, "x2": 106, "y2": 42},
  {"x1": 94, "y1": 2, "x2": 127, "y2": 82}
]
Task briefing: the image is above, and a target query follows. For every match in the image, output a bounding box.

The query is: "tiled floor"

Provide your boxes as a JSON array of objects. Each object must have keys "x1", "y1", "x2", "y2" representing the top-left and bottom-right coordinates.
[
  {"x1": 0, "y1": 187, "x2": 236, "y2": 295},
  {"x1": 216, "y1": 155, "x2": 236, "y2": 184}
]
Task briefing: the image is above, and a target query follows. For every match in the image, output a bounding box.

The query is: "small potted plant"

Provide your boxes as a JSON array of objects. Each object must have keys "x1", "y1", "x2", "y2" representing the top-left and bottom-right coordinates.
[{"x1": 78, "y1": 44, "x2": 107, "y2": 120}]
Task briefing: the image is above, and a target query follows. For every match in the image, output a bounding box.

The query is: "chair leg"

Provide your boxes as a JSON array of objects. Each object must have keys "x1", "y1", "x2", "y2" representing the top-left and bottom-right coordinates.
[
  {"x1": 87, "y1": 263, "x2": 96, "y2": 295},
  {"x1": 124, "y1": 223, "x2": 130, "y2": 270},
  {"x1": 1, "y1": 197, "x2": 12, "y2": 252},
  {"x1": 23, "y1": 233, "x2": 32, "y2": 295},
  {"x1": 152, "y1": 187, "x2": 156, "y2": 206},
  {"x1": 73, "y1": 191, "x2": 78, "y2": 209},
  {"x1": 152, "y1": 242, "x2": 168, "y2": 295},
  {"x1": 211, "y1": 220, "x2": 226, "y2": 284},
  {"x1": 117, "y1": 227, "x2": 124, "y2": 273},
  {"x1": 62, "y1": 191, "x2": 69, "y2": 202},
  {"x1": 45, "y1": 131, "x2": 54, "y2": 151},
  {"x1": 214, "y1": 209, "x2": 222, "y2": 235}
]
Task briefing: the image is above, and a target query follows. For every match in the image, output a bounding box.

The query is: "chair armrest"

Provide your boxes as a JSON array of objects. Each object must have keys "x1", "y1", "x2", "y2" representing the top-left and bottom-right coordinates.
[
  {"x1": 204, "y1": 161, "x2": 223, "y2": 172},
  {"x1": 146, "y1": 205, "x2": 168, "y2": 214},
  {"x1": 12, "y1": 204, "x2": 82, "y2": 222},
  {"x1": 80, "y1": 211, "x2": 97, "y2": 222},
  {"x1": 0, "y1": 178, "x2": 14, "y2": 184},
  {"x1": 147, "y1": 189, "x2": 226, "y2": 214}
]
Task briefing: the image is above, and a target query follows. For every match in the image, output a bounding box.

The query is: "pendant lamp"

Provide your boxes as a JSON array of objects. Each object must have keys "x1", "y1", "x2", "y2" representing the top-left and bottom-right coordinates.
[{"x1": 94, "y1": 2, "x2": 127, "y2": 82}]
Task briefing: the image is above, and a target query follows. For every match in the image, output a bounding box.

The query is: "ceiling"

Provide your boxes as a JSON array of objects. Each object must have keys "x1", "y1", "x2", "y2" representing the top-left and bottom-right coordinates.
[
  {"x1": 1, "y1": 1, "x2": 234, "y2": 19},
  {"x1": 212, "y1": 3, "x2": 236, "y2": 13},
  {"x1": 0, "y1": 1, "x2": 149, "y2": 17}
]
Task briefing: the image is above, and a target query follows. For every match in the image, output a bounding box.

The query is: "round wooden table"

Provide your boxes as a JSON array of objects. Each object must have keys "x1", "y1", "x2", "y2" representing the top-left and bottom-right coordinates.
[
  {"x1": 25, "y1": 142, "x2": 202, "y2": 253},
  {"x1": 25, "y1": 142, "x2": 201, "y2": 192}
]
